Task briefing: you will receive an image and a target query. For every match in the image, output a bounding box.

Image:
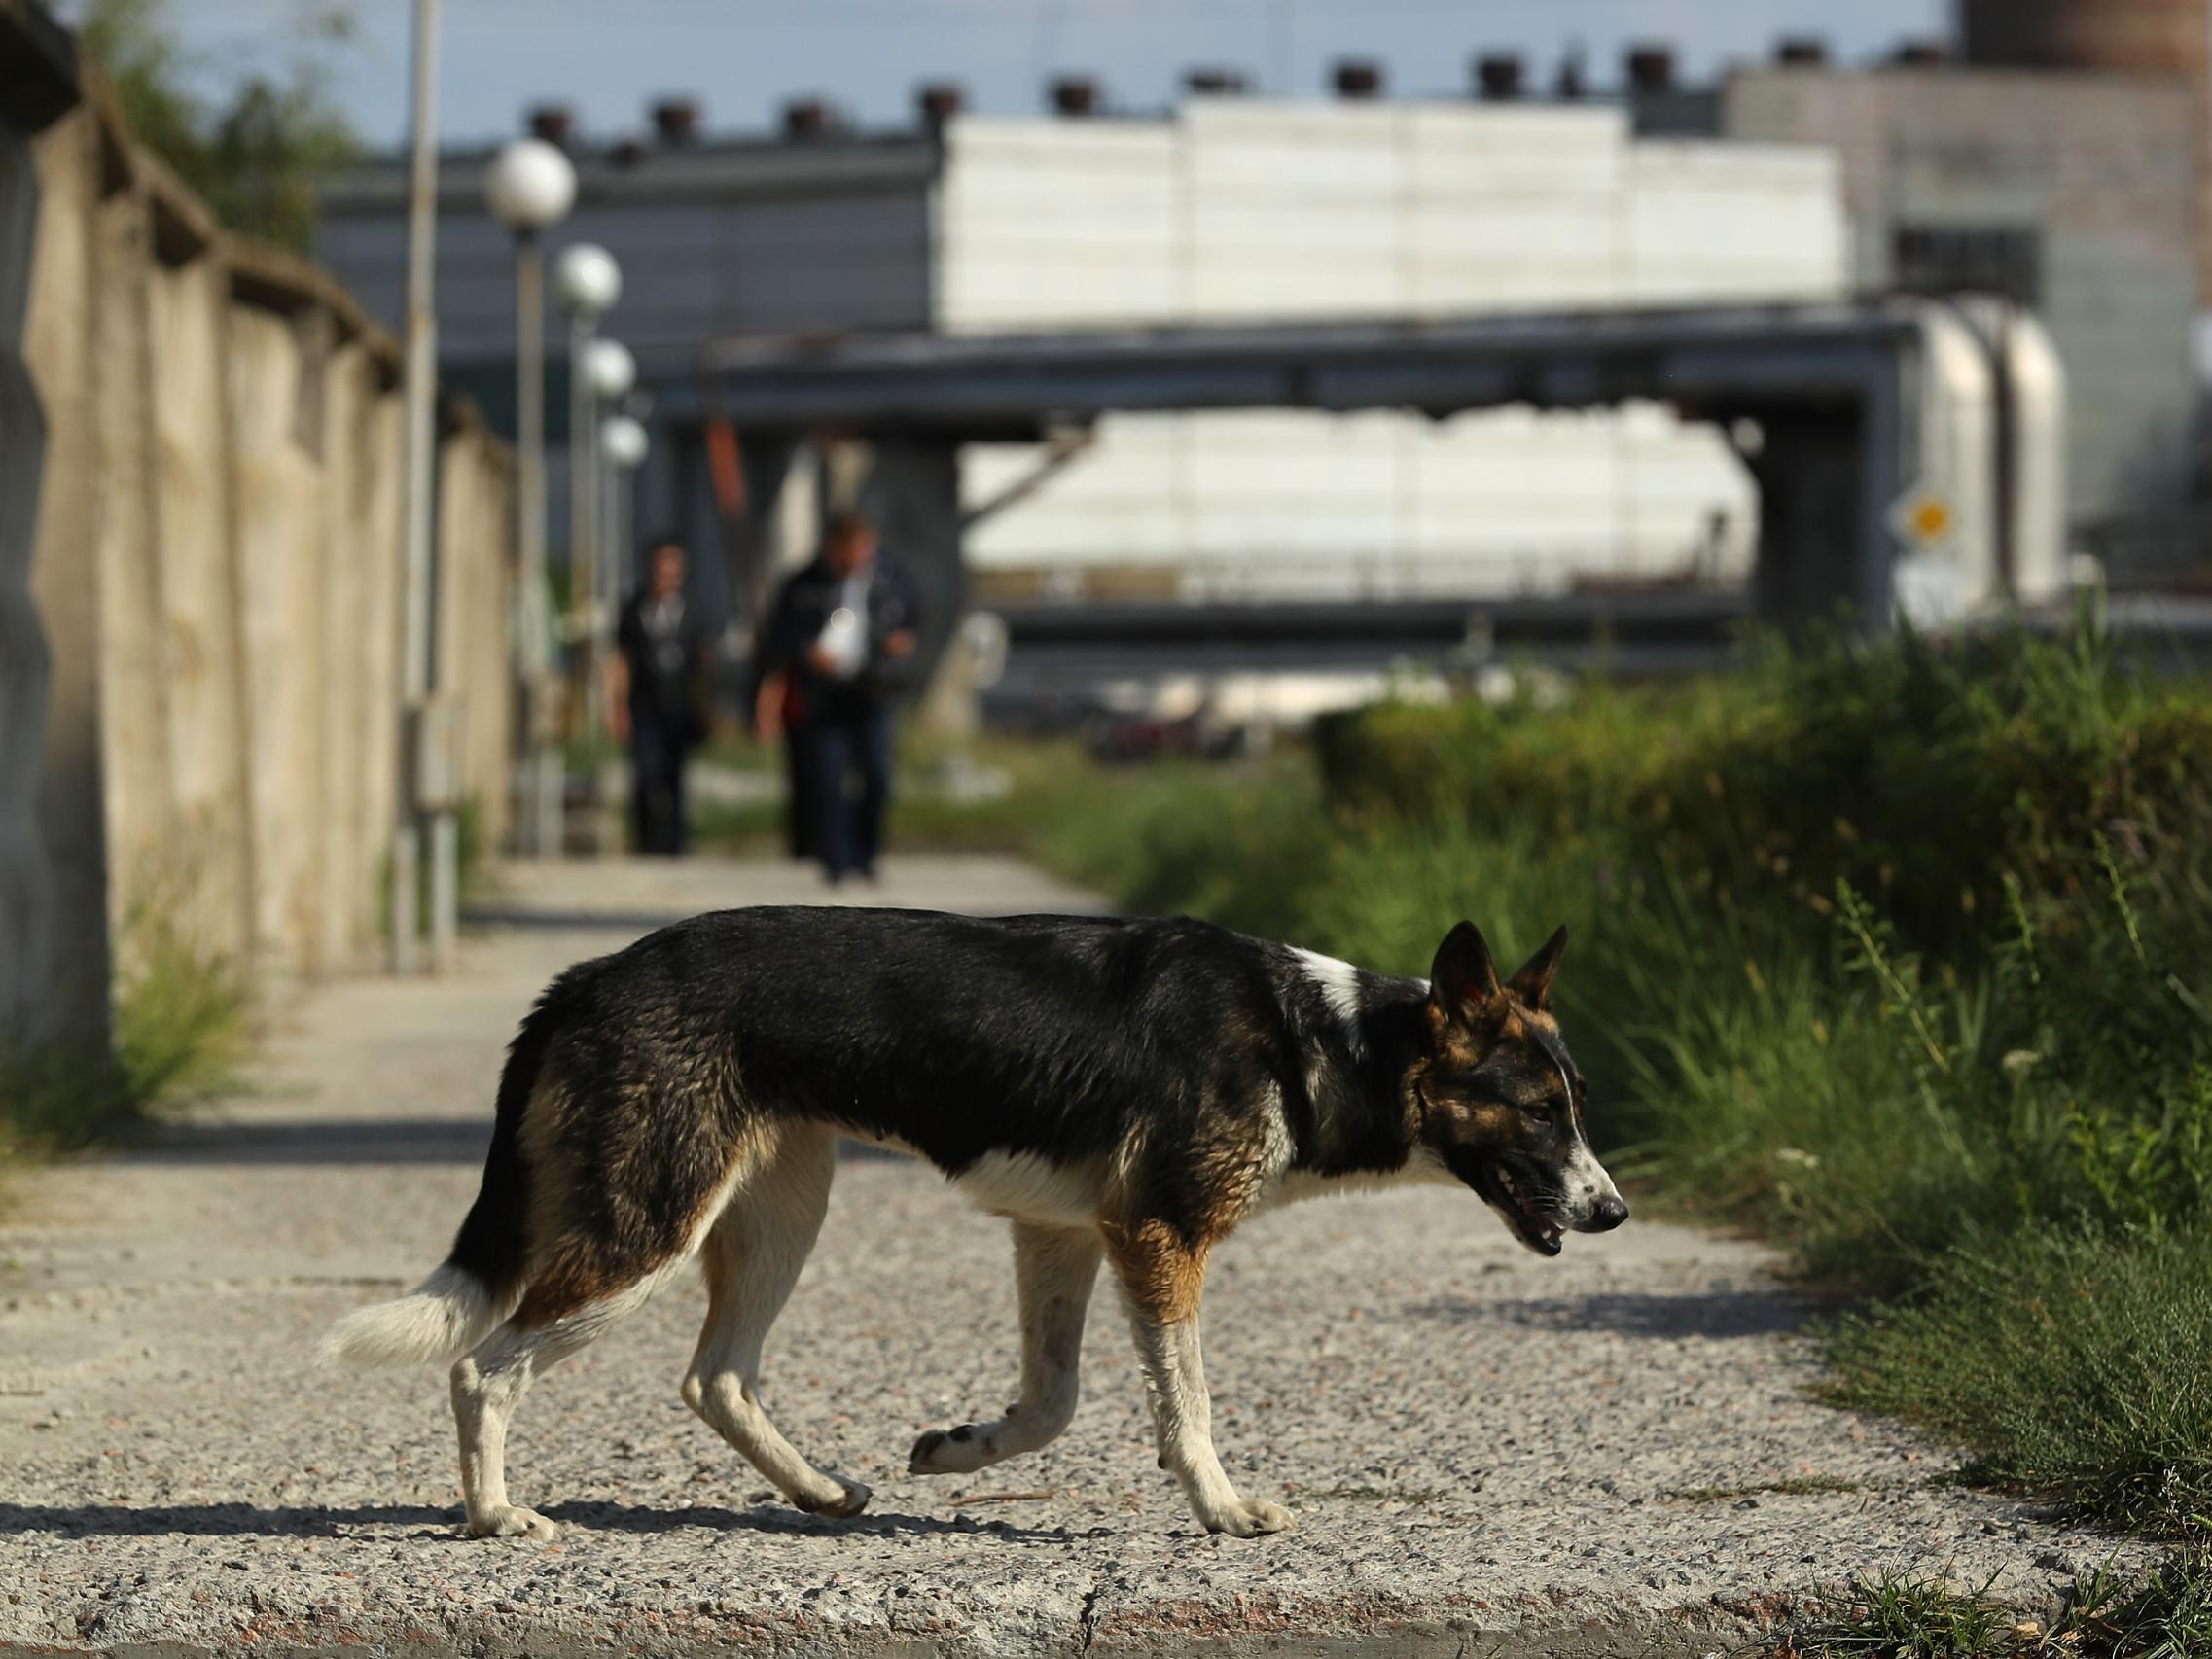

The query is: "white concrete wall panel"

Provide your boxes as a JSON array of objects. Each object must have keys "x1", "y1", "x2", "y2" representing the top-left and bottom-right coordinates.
[
  {"x1": 940, "y1": 99, "x2": 1837, "y2": 600},
  {"x1": 227, "y1": 306, "x2": 327, "y2": 972},
  {"x1": 146, "y1": 255, "x2": 257, "y2": 965}
]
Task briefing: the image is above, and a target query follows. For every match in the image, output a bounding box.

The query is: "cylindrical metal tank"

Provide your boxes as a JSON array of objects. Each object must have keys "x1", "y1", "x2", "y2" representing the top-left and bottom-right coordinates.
[{"x1": 1960, "y1": 0, "x2": 2208, "y2": 73}]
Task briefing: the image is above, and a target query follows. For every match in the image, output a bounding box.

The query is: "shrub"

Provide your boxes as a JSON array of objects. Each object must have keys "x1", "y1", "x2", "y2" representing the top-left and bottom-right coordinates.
[{"x1": 1826, "y1": 1227, "x2": 2212, "y2": 1540}]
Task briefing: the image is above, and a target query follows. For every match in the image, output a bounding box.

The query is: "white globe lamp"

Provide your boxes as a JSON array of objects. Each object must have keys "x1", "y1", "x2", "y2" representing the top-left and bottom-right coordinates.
[
  {"x1": 600, "y1": 413, "x2": 650, "y2": 471},
  {"x1": 555, "y1": 242, "x2": 623, "y2": 318},
  {"x1": 583, "y1": 337, "x2": 636, "y2": 403},
  {"x1": 483, "y1": 138, "x2": 576, "y2": 233}
]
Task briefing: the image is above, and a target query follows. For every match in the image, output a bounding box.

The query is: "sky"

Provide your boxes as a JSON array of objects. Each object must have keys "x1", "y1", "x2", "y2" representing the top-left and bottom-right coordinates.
[{"x1": 122, "y1": 0, "x2": 1949, "y2": 151}]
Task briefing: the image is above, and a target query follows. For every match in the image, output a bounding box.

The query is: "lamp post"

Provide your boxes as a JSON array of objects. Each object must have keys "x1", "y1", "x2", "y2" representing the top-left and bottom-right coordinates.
[
  {"x1": 392, "y1": 0, "x2": 445, "y2": 973},
  {"x1": 582, "y1": 335, "x2": 636, "y2": 623},
  {"x1": 599, "y1": 412, "x2": 650, "y2": 624},
  {"x1": 484, "y1": 135, "x2": 576, "y2": 859},
  {"x1": 555, "y1": 244, "x2": 622, "y2": 756}
]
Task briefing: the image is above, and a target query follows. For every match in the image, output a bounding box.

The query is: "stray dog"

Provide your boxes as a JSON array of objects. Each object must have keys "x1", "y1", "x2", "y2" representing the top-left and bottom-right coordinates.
[{"x1": 324, "y1": 908, "x2": 1626, "y2": 1538}]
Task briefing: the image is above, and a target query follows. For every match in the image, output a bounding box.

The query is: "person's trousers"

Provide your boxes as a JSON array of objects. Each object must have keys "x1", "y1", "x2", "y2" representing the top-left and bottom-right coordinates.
[
  {"x1": 800, "y1": 706, "x2": 893, "y2": 878},
  {"x1": 782, "y1": 721, "x2": 817, "y2": 861},
  {"x1": 630, "y1": 717, "x2": 689, "y2": 856}
]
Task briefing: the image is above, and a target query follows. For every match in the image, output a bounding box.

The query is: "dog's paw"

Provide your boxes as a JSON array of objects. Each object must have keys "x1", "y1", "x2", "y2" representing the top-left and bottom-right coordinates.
[
  {"x1": 1199, "y1": 1497, "x2": 1295, "y2": 1538},
  {"x1": 908, "y1": 1424, "x2": 984, "y2": 1476},
  {"x1": 466, "y1": 1505, "x2": 558, "y2": 1541},
  {"x1": 792, "y1": 1473, "x2": 871, "y2": 1520}
]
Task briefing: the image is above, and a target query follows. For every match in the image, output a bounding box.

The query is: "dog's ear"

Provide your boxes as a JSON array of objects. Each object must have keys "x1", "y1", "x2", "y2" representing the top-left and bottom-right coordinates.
[
  {"x1": 1507, "y1": 924, "x2": 1569, "y2": 1010},
  {"x1": 1429, "y1": 921, "x2": 1502, "y2": 1029}
]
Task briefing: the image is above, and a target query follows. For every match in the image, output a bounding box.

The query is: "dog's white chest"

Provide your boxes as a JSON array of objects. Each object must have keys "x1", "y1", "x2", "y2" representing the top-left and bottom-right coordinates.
[{"x1": 950, "y1": 1151, "x2": 1103, "y2": 1228}]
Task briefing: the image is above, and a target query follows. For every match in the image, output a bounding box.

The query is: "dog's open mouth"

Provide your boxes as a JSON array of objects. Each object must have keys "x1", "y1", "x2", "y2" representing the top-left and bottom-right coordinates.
[{"x1": 1491, "y1": 1164, "x2": 1564, "y2": 1256}]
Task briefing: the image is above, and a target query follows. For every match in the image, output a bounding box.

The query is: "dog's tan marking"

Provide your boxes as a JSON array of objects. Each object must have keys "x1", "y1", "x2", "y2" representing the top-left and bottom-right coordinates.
[{"x1": 1102, "y1": 1216, "x2": 1209, "y2": 1325}]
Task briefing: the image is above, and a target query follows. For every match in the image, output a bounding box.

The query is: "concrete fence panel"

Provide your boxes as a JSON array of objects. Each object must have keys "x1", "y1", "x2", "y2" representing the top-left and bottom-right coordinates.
[
  {"x1": 21, "y1": 104, "x2": 107, "y2": 1037},
  {"x1": 94, "y1": 182, "x2": 183, "y2": 956},
  {"x1": 229, "y1": 302, "x2": 332, "y2": 973},
  {"x1": 0, "y1": 97, "x2": 54, "y2": 1043},
  {"x1": 145, "y1": 248, "x2": 258, "y2": 965},
  {"x1": 2, "y1": 2, "x2": 517, "y2": 1047}
]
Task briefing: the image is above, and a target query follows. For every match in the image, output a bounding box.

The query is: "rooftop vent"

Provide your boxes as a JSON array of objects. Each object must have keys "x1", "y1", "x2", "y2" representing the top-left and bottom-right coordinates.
[
  {"x1": 650, "y1": 97, "x2": 699, "y2": 144},
  {"x1": 1474, "y1": 52, "x2": 1524, "y2": 99},
  {"x1": 1776, "y1": 36, "x2": 1830, "y2": 67},
  {"x1": 1185, "y1": 67, "x2": 1249, "y2": 95},
  {"x1": 1624, "y1": 44, "x2": 1675, "y2": 92},
  {"x1": 526, "y1": 104, "x2": 574, "y2": 147},
  {"x1": 917, "y1": 82, "x2": 965, "y2": 126},
  {"x1": 1050, "y1": 75, "x2": 1100, "y2": 117},
  {"x1": 782, "y1": 96, "x2": 842, "y2": 139},
  {"x1": 1333, "y1": 58, "x2": 1384, "y2": 98}
]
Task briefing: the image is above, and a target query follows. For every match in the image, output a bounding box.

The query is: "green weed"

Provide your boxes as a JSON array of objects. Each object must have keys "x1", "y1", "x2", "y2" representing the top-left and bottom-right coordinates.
[
  {"x1": 1774, "y1": 1552, "x2": 2212, "y2": 1658},
  {"x1": 1, "y1": 889, "x2": 246, "y2": 1165},
  {"x1": 1826, "y1": 1228, "x2": 2212, "y2": 1540}
]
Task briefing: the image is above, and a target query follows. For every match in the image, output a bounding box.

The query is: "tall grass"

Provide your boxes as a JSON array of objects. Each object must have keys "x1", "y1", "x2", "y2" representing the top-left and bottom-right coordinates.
[{"x1": 0, "y1": 890, "x2": 246, "y2": 1165}]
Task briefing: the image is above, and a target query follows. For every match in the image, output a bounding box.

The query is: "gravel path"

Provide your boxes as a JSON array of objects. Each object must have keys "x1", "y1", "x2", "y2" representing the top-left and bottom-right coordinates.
[{"x1": 0, "y1": 855, "x2": 2134, "y2": 1657}]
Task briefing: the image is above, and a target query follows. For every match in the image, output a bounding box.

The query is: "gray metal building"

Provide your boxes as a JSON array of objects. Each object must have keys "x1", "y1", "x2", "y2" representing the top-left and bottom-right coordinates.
[
  {"x1": 1712, "y1": 58, "x2": 2202, "y2": 527},
  {"x1": 1617, "y1": 1, "x2": 2206, "y2": 541},
  {"x1": 318, "y1": 122, "x2": 943, "y2": 620}
]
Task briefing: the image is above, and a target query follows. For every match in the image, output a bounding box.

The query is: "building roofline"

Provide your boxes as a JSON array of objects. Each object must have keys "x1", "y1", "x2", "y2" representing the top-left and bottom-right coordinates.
[{"x1": 319, "y1": 130, "x2": 942, "y2": 214}]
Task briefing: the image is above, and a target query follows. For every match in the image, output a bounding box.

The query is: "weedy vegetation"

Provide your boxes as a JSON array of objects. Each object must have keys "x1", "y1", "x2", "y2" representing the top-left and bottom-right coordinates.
[
  {"x1": 0, "y1": 887, "x2": 247, "y2": 1174},
  {"x1": 1772, "y1": 1551, "x2": 2212, "y2": 1657}
]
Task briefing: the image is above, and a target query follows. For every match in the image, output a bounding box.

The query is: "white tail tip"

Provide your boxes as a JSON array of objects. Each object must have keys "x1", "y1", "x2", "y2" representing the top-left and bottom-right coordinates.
[{"x1": 318, "y1": 1263, "x2": 500, "y2": 1369}]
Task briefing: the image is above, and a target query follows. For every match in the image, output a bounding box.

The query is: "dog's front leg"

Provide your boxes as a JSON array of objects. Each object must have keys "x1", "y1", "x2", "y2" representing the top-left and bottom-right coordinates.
[
  {"x1": 910, "y1": 1221, "x2": 1102, "y2": 1476},
  {"x1": 1108, "y1": 1222, "x2": 1293, "y2": 1537}
]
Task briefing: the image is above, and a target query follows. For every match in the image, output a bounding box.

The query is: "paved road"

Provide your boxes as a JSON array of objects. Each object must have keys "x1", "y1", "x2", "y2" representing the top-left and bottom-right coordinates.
[{"x1": 0, "y1": 856, "x2": 2134, "y2": 1657}]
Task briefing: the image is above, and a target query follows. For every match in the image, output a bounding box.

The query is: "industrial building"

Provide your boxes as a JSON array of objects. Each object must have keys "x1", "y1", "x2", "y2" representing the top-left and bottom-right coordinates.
[
  {"x1": 314, "y1": 79, "x2": 1847, "y2": 623},
  {"x1": 1627, "y1": 0, "x2": 2206, "y2": 545}
]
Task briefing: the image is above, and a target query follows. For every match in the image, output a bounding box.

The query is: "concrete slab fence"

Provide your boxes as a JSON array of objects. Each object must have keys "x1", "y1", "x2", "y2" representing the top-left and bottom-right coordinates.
[{"x1": 0, "y1": 0, "x2": 517, "y2": 1048}]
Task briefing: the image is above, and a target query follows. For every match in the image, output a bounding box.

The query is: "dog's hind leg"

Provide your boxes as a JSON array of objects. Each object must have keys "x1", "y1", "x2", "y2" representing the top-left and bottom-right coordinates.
[
  {"x1": 1106, "y1": 1220, "x2": 1293, "y2": 1538},
  {"x1": 449, "y1": 1281, "x2": 654, "y2": 1540},
  {"x1": 680, "y1": 1125, "x2": 867, "y2": 1518},
  {"x1": 910, "y1": 1221, "x2": 1102, "y2": 1476}
]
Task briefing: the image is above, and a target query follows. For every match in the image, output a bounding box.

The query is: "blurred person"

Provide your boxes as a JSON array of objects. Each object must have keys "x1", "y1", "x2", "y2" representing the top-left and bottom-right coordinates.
[
  {"x1": 608, "y1": 535, "x2": 708, "y2": 856},
  {"x1": 756, "y1": 512, "x2": 919, "y2": 884}
]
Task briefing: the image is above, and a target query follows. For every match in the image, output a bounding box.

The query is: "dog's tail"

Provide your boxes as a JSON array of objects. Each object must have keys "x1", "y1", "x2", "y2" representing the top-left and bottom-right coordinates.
[
  {"x1": 317, "y1": 1260, "x2": 509, "y2": 1369},
  {"x1": 319, "y1": 995, "x2": 558, "y2": 1369}
]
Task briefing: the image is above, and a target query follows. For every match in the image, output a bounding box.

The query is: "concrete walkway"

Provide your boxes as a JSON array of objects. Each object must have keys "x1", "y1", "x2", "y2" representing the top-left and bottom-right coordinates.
[{"x1": 0, "y1": 856, "x2": 2131, "y2": 1657}]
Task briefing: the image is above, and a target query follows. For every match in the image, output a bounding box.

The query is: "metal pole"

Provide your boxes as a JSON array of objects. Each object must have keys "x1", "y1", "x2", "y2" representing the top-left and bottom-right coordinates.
[
  {"x1": 393, "y1": 0, "x2": 442, "y2": 972},
  {"x1": 569, "y1": 313, "x2": 600, "y2": 754},
  {"x1": 598, "y1": 438, "x2": 623, "y2": 854},
  {"x1": 601, "y1": 438, "x2": 622, "y2": 619},
  {"x1": 515, "y1": 230, "x2": 553, "y2": 856}
]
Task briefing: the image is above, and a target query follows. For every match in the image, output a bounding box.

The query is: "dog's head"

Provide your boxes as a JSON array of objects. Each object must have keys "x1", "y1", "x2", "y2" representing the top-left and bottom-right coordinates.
[{"x1": 1410, "y1": 921, "x2": 1627, "y2": 1255}]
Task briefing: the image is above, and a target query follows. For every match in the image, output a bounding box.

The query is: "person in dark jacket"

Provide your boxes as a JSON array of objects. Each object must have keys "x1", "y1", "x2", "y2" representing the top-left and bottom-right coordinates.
[
  {"x1": 755, "y1": 512, "x2": 919, "y2": 884},
  {"x1": 609, "y1": 536, "x2": 708, "y2": 856}
]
